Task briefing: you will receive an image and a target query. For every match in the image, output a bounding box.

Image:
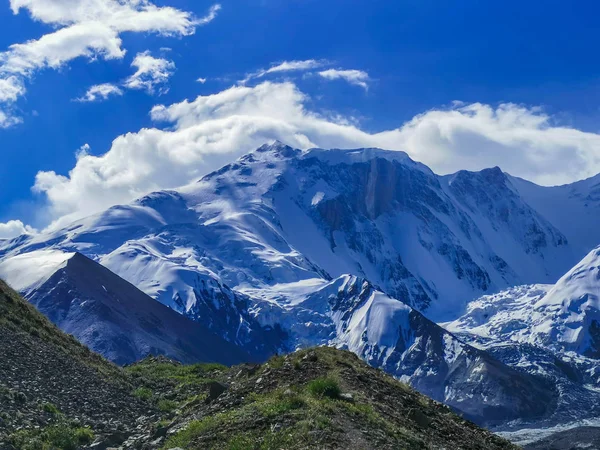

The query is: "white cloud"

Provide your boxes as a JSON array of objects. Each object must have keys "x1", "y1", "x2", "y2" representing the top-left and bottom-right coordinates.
[
  {"x1": 197, "y1": 77, "x2": 207, "y2": 84},
  {"x1": 197, "y1": 4, "x2": 221, "y2": 25},
  {"x1": 241, "y1": 59, "x2": 328, "y2": 84},
  {"x1": 9, "y1": 0, "x2": 205, "y2": 35},
  {"x1": 0, "y1": 220, "x2": 36, "y2": 239},
  {"x1": 0, "y1": 76, "x2": 25, "y2": 102},
  {"x1": 26, "y1": 81, "x2": 600, "y2": 231},
  {"x1": 0, "y1": 108, "x2": 22, "y2": 128},
  {"x1": 77, "y1": 83, "x2": 123, "y2": 102},
  {"x1": 0, "y1": 1, "x2": 220, "y2": 124},
  {"x1": 123, "y1": 51, "x2": 175, "y2": 94},
  {"x1": 318, "y1": 69, "x2": 370, "y2": 90}
]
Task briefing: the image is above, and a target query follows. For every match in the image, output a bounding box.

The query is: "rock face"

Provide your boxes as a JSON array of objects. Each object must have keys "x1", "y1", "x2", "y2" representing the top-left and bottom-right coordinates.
[{"x1": 0, "y1": 250, "x2": 258, "y2": 365}]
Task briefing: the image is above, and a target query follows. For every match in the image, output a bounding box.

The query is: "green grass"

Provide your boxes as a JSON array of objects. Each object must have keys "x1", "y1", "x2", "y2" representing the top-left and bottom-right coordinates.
[
  {"x1": 249, "y1": 389, "x2": 306, "y2": 418},
  {"x1": 133, "y1": 387, "x2": 153, "y2": 400},
  {"x1": 157, "y1": 399, "x2": 178, "y2": 412},
  {"x1": 126, "y1": 360, "x2": 226, "y2": 386},
  {"x1": 41, "y1": 402, "x2": 60, "y2": 414},
  {"x1": 9, "y1": 422, "x2": 94, "y2": 450},
  {"x1": 307, "y1": 377, "x2": 341, "y2": 399}
]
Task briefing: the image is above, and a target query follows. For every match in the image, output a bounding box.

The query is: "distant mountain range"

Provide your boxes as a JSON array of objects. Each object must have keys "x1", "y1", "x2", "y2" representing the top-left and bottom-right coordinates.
[{"x1": 2, "y1": 142, "x2": 600, "y2": 441}]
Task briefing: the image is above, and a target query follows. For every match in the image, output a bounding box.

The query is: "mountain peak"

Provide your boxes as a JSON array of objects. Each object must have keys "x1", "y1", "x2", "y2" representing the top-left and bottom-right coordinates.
[{"x1": 255, "y1": 140, "x2": 301, "y2": 158}]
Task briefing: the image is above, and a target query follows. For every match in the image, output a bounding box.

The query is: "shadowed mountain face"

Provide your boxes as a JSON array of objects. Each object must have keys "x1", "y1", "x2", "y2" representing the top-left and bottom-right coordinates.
[{"x1": 24, "y1": 252, "x2": 268, "y2": 365}]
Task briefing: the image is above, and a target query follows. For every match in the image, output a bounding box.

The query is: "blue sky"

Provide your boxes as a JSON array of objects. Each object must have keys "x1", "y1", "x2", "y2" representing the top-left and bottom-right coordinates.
[{"x1": 1, "y1": 0, "x2": 600, "y2": 237}]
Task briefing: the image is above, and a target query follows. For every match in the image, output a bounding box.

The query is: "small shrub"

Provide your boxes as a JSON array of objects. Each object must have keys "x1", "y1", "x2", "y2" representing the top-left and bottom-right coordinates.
[
  {"x1": 73, "y1": 427, "x2": 95, "y2": 445},
  {"x1": 14, "y1": 391, "x2": 27, "y2": 404},
  {"x1": 42, "y1": 402, "x2": 60, "y2": 414},
  {"x1": 157, "y1": 399, "x2": 178, "y2": 412},
  {"x1": 163, "y1": 416, "x2": 220, "y2": 449},
  {"x1": 133, "y1": 387, "x2": 153, "y2": 400},
  {"x1": 9, "y1": 423, "x2": 94, "y2": 450},
  {"x1": 268, "y1": 355, "x2": 285, "y2": 369},
  {"x1": 307, "y1": 377, "x2": 341, "y2": 399}
]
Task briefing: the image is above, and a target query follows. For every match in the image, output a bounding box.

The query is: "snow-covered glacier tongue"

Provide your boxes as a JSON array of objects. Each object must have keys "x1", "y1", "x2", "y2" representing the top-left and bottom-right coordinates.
[{"x1": 2, "y1": 141, "x2": 600, "y2": 431}]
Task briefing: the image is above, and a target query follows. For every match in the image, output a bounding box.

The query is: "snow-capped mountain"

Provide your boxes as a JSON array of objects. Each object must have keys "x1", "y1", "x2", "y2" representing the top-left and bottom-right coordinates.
[
  {"x1": 2, "y1": 141, "x2": 600, "y2": 429},
  {"x1": 1, "y1": 142, "x2": 590, "y2": 321},
  {"x1": 446, "y1": 246, "x2": 600, "y2": 359},
  {"x1": 445, "y1": 246, "x2": 600, "y2": 430},
  {"x1": 0, "y1": 250, "x2": 253, "y2": 365}
]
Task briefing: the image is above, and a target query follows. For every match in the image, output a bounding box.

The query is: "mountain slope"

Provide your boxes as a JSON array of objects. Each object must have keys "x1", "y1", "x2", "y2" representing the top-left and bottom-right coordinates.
[
  {"x1": 132, "y1": 347, "x2": 519, "y2": 450},
  {"x1": 509, "y1": 173, "x2": 600, "y2": 256},
  {"x1": 446, "y1": 245, "x2": 600, "y2": 359},
  {"x1": 248, "y1": 274, "x2": 558, "y2": 426},
  {"x1": 0, "y1": 250, "x2": 259, "y2": 365},
  {"x1": 0, "y1": 278, "x2": 154, "y2": 448}
]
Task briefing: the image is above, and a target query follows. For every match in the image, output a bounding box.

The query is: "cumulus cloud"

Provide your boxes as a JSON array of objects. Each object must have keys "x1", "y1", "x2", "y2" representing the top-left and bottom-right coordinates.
[
  {"x1": 123, "y1": 52, "x2": 175, "y2": 94},
  {"x1": 25, "y1": 81, "x2": 600, "y2": 231},
  {"x1": 241, "y1": 59, "x2": 328, "y2": 84},
  {"x1": 0, "y1": 220, "x2": 36, "y2": 239},
  {"x1": 0, "y1": 76, "x2": 25, "y2": 102},
  {"x1": 318, "y1": 68, "x2": 369, "y2": 90},
  {"x1": 77, "y1": 83, "x2": 123, "y2": 102},
  {"x1": 0, "y1": 0, "x2": 220, "y2": 123}
]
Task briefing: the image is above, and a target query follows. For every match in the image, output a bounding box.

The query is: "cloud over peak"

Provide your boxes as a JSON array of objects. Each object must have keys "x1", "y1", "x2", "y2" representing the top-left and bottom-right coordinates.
[
  {"x1": 21, "y1": 80, "x2": 600, "y2": 233},
  {"x1": 0, "y1": 220, "x2": 36, "y2": 239}
]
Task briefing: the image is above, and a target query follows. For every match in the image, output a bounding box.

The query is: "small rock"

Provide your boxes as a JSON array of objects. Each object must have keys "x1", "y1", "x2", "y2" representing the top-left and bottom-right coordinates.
[
  {"x1": 340, "y1": 393, "x2": 354, "y2": 402},
  {"x1": 150, "y1": 436, "x2": 164, "y2": 446},
  {"x1": 255, "y1": 377, "x2": 263, "y2": 384},
  {"x1": 409, "y1": 409, "x2": 432, "y2": 428},
  {"x1": 302, "y1": 351, "x2": 318, "y2": 362},
  {"x1": 206, "y1": 381, "x2": 229, "y2": 402}
]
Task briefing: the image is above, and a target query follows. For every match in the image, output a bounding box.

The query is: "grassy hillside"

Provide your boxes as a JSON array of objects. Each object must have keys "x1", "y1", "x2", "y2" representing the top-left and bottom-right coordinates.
[{"x1": 127, "y1": 348, "x2": 519, "y2": 450}]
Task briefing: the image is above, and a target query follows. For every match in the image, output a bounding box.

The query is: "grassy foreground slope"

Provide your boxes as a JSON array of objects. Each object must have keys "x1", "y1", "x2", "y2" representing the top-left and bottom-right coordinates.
[
  {"x1": 0, "y1": 279, "x2": 518, "y2": 449},
  {"x1": 131, "y1": 348, "x2": 519, "y2": 450}
]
